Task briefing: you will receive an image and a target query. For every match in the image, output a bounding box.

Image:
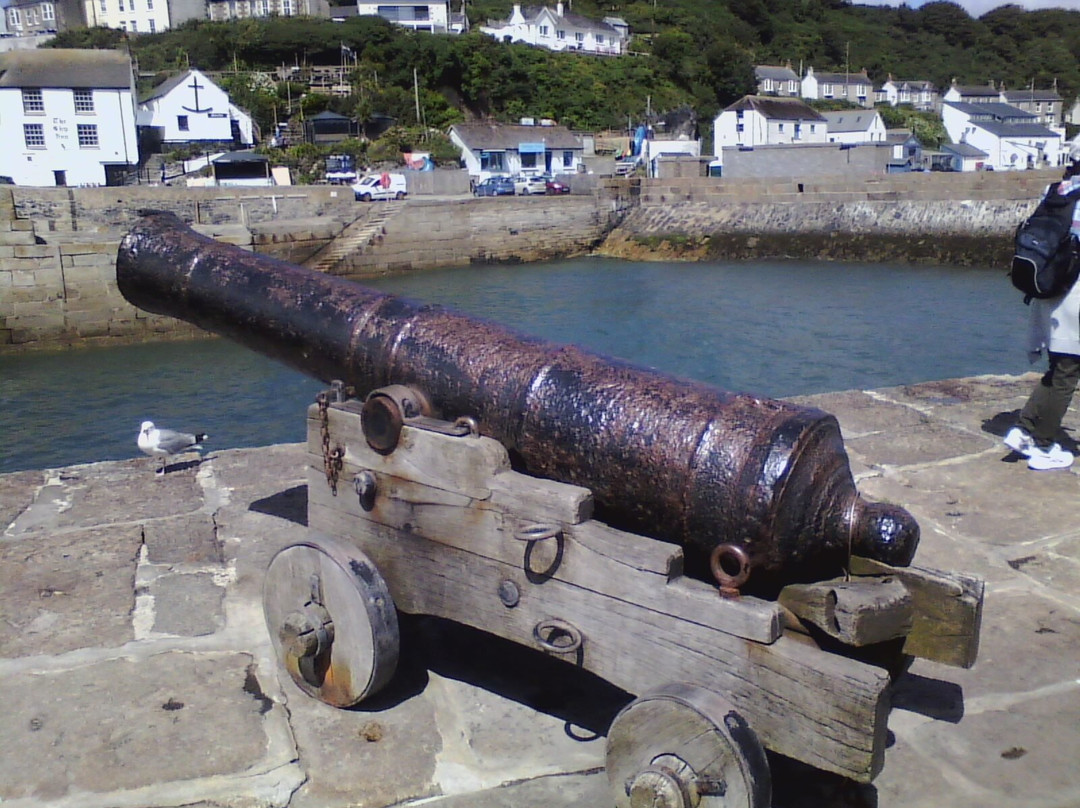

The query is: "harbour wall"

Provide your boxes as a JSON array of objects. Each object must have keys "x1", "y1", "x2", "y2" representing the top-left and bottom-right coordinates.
[{"x1": 0, "y1": 170, "x2": 1055, "y2": 352}]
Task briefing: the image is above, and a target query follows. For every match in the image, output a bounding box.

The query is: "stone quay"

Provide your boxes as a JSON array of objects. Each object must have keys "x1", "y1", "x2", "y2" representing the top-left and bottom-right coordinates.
[{"x1": 2, "y1": 372, "x2": 1079, "y2": 808}]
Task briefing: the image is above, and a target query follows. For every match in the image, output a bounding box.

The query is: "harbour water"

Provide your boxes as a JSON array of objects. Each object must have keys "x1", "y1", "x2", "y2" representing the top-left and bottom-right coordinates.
[{"x1": 1, "y1": 257, "x2": 1030, "y2": 474}]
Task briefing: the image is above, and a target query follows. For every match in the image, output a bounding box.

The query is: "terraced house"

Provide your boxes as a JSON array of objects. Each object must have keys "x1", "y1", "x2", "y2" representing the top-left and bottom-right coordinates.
[{"x1": 0, "y1": 49, "x2": 138, "y2": 186}]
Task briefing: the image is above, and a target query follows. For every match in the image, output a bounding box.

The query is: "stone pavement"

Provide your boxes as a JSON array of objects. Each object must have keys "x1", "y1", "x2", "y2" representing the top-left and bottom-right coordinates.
[{"x1": 2, "y1": 372, "x2": 1079, "y2": 808}]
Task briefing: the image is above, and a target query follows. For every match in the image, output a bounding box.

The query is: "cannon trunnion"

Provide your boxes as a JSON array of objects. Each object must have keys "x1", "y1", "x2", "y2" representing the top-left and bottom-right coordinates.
[{"x1": 117, "y1": 213, "x2": 984, "y2": 806}]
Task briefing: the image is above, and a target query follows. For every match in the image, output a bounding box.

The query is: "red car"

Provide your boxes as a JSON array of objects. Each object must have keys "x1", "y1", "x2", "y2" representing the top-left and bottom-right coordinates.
[{"x1": 545, "y1": 176, "x2": 571, "y2": 195}]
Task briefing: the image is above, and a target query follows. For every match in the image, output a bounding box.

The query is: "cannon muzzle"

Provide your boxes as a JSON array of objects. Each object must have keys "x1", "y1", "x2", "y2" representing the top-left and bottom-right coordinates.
[{"x1": 117, "y1": 212, "x2": 918, "y2": 590}]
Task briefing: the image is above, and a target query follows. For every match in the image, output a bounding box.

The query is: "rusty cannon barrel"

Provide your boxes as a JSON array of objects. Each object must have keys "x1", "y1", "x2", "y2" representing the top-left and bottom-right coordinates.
[{"x1": 116, "y1": 211, "x2": 918, "y2": 591}]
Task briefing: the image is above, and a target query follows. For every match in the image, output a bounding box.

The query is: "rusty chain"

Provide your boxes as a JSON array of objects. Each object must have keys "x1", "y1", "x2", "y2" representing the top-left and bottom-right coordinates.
[{"x1": 316, "y1": 391, "x2": 344, "y2": 496}]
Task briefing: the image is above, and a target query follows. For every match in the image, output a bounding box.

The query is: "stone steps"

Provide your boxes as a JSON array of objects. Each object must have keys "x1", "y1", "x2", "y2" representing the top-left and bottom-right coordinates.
[{"x1": 306, "y1": 203, "x2": 403, "y2": 274}]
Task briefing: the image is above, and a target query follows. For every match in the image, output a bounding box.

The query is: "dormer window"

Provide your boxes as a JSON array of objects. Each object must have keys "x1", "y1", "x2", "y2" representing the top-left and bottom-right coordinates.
[{"x1": 539, "y1": 24, "x2": 549, "y2": 35}]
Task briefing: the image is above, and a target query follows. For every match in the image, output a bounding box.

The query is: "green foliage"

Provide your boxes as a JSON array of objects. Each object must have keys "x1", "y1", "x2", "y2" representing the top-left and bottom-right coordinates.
[
  {"x1": 44, "y1": 3, "x2": 1080, "y2": 142},
  {"x1": 878, "y1": 105, "x2": 949, "y2": 148}
]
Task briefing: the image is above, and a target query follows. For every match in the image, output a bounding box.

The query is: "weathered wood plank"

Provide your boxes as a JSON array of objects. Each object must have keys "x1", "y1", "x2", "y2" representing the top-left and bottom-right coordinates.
[
  {"x1": 309, "y1": 500, "x2": 890, "y2": 783},
  {"x1": 849, "y1": 556, "x2": 983, "y2": 669},
  {"x1": 307, "y1": 453, "x2": 782, "y2": 645},
  {"x1": 778, "y1": 577, "x2": 913, "y2": 647}
]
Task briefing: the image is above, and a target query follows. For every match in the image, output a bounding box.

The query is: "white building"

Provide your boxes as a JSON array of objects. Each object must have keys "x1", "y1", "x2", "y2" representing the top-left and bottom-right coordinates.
[
  {"x1": 137, "y1": 69, "x2": 255, "y2": 148},
  {"x1": 205, "y1": 0, "x2": 318, "y2": 21},
  {"x1": 820, "y1": 109, "x2": 886, "y2": 145},
  {"x1": 714, "y1": 95, "x2": 827, "y2": 155},
  {"x1": 480, "y1": 3, "x2": 628, "y2": 55},
  {"x1": 355, "y1": 0, "x2": 451, "y2": 32},
  {"x1": 0, "y1": 49, "x2": 138, "y2": 186},
  {"x1": 941, "y1": 100, "x2": 1063, "y2": 171},
  {"x1": 754, "y1": 65, "x2": 800, "y2": 97},
  {"x1": 83, "y1": 0, "x2": 203, "y2": 32},
  {"x1": 448, "y1": 122, "x2": 583, "y2": 179},
  {"x1": 801, "y1": 67, "x2": 874, "y2": 108},
  {"x1": 880, "y1": 77, "x2": 939, "y2": 111}
]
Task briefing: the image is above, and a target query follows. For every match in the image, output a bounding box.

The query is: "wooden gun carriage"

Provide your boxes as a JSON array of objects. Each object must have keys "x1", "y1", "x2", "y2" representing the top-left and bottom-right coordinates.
[{"x1": 117, "y1": 213, "x2": 984, "y2": 808}]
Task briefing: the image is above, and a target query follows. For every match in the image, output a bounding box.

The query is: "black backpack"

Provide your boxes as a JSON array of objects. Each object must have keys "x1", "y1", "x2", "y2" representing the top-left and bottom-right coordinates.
[{"x1": 1011, "y1": 181, "x2": 1080, "y2": 302}]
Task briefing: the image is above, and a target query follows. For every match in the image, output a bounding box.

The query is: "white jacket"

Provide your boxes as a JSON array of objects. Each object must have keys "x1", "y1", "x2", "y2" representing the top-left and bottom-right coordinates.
[{"x1": 1027, "y1": 175, "x2": 1080, "y2": 357}]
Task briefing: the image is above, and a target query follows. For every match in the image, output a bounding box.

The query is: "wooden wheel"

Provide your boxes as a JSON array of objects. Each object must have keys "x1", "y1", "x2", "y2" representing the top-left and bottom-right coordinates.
[
  {"x1": 263, "y1": 532, "x2": 399, "y2": 707},
  {"x1": 606, "y1": 683, "x2": 771, "y2": 808}
]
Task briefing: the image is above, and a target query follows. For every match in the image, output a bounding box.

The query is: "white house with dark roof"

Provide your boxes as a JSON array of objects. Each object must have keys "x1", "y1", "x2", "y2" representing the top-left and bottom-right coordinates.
[
  {"x1": 941, "y1": 100, "x2": 1063, "y2": 171},
  {"x1": 84, "y1": 0, "x2": 204, "y2": 32},
  {"x1": 479, "y1": 3, "x2": 628, "y2": 55},
  {"x1": 754, "y1": 65, "x2": 799, "y2": 97},
  {"x1": 940, "y1": 142, "x2": 989, "y2": 172},
  {"x1": 205, "y1": 0, "x2": 318, "y2": 22},
  {"x1": 0, "y1": 48, "x2": 138, "y2": 186},
  {"x1": 800, "y1": 67, "x2": 874, "y2": 108},
  {"x1": 821, "y1": 109, "x2": 886, "y2": 145},
  {"x1": 713, "y1": 95, "x2": 827, "y2": 155},
  {"x1": 880, "y1": 77, "x2": 939, "y2": 111},
  {"x1": 448, "y1": 122, "x2": 583, "y2": 179},
  {"x1": 354, "y1": 0, "x2": 452, "y2": 32},
  {"x1": 943, "y1": 82, "x2": 1000, "y2": 105},
  {"x1": 1000, "y1": 87, "x2": 1063, "y2": 128},
  {"x1": 137, "y1": 69, "x2": 255, "y2": 148}
]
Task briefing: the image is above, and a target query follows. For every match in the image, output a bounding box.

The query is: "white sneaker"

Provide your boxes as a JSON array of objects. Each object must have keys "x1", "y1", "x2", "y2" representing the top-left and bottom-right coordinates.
[
  {"x1": 1003, "y1": 426, "x2": 1035, "y2": 457},
  {"x1": 1027, "y1": 443, "x2": 1074, "y2": 471}
]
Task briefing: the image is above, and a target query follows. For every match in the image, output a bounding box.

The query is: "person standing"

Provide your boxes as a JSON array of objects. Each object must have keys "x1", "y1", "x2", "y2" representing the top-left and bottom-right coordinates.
[{"x1": 1005, "y1": 141, "x2": 1080, "y2": 470}]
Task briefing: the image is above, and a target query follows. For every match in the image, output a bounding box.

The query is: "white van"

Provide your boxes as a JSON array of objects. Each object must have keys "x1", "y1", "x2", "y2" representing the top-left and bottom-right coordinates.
[{"x1": 352, "y1": 173, "x2": 408, "y2": 201}]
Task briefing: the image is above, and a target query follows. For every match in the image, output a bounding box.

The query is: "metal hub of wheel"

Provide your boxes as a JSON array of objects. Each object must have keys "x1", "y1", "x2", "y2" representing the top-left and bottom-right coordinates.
[
  {"x1": 606, "y1": 683, "x2": 771, "y2": 808},
  {"x1": 263, "y1": 532, "x2": 399, "y2": 707}
]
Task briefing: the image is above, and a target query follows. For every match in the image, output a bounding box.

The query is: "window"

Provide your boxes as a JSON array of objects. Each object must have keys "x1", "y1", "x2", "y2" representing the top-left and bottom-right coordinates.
[
  {"x1": 24, "y1": 123, "x2": 45, "y2": 148},
  {"x1": 256, "y1": 0, "x2": 269, "y2": 15},
  {"x1": 74, "y1": 89, "x2": 94, "y2": 113},
  {"x1": 480, "y1": 150, "x2": 505, "y2": 172},
  {"x1": 119, "y1": 19, "x2": 126, "y2": 29},
  {"x1": 8, "y1": 7, "x2": 21, "y2": 27},
  {"x1": 556, "y1": 29, "x2": 564, "y2": 39},
  {"x1": 130, "y1": 18, "x2": 137, "y2": 29},
  {"x1": 411, "y1": 4, "x2": 427, "y2": 19},
  {"x1": 282, "y1": 0, "x2": 293, "y2": 13},
  {"x1": 42, "y1": 3, "x2": 54, "y2": 19},
  {"x1": 521, "y1": 151, "x2": 538, "y2": 169},
  {"x1": 539, "y1": 24, "x2": 549, "y2": 35},
  {"x1": 22, "y1": 89, "x2": 44, "y2": 114},
  {"x1": 148, "y1": 19, "x2": 155, "y2": 30},
  {"x1": 147, "y1": 0, "x2": 153, "y2": 7},
  {"x1": 77, "y1": 124, "x2": 99, "y2": 148},
  {"x1": 99, "y1": 0, "x2": 106, "y2": 13},
  {"x1": 778, "y1": 123, "x2": 785, "y2": 132},
  {"x1": 596, "y1": 34, "x2": 604, "y2": 43},
  {"x1": 118, "y1": 0, "x2": 123, "y2": 10},
  {"x1": 177, "y1": 115, "x2": 189, "y2": 131},
  {"x1": 575, "y1": 32, "x2": 583, "y2": 42},
  {"x1": 563, "y1": 150, "x2": 573, "y2": 167},
  {"x1": 809, "y1": 124, "x2": 816, "y2": 133}
]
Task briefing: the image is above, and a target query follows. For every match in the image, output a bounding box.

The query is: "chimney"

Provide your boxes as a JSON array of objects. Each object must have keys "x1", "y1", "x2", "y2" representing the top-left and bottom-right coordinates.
[{"x1": 557, "y1": 2, "x2": 564, "y2": 16}]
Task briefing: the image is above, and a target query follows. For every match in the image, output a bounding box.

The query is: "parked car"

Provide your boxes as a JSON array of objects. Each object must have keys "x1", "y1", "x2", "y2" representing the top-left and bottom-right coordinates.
[
  {"x1": 545, "y1": 176, "x2": 571, "y2": 195},
  {"x1": 514, "y1": 175, "x2": 547, "y2": 195},
  {"x1": 353, "y1": 173, "x2": 407, "y2": 201},
  {"x1": 473, "y1": 176, "x2": 515, "y2": 197}
]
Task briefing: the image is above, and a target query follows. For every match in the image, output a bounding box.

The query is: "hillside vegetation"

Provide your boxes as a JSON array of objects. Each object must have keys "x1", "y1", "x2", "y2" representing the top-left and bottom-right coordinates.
[{"x1": 48, "y1": 1, "x2": 1080, "y2": 137}]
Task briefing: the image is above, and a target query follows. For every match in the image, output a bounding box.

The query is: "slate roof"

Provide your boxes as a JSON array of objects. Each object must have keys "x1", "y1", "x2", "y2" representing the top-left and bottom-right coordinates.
[
  {"x1": 0, "y1": 49, "x2": 132, "y2": 90},
  {"x1": 944, "y1": 101, "x2": 1035, "y2": 120},
  {"x1": 723, "y1": 95, "x2": 827, "y2": 122},
  {"x1": 950, "y1": 84, "x2": 1000, "y2": 98},
  {"x1": 1002, "y1": 89, "x2": 1062, "y2": 103},
  {"x1": 974, "y1": 121, "x2": 1060, "y2": 139},
  {"x1": 942, "y1": 142, "x2": 988, "y2": 158},
  {"x1": 810, "y1": 71, "x2": 873, "y2": 87},
  {"x1": 450, "y1": 123, "x2": 582, "y2": 150},
  {"x1": 755, "y1": 65, "x2": 799, "y2": 82},
  {"x1": 518, "y1": 5, "x2": 621, "y2": 34},
  {"x1": 820, "y1": 110, "x2": 879, "y2": 132},
  {"x1": 140, "y1": 69, "x2": 199, "y2": 103},
  {"x1": 887, "y1": 79, "x2": 936, "y2": 91}
]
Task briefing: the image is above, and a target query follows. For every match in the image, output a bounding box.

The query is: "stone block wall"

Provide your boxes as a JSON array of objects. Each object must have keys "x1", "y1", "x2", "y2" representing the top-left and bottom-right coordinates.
[{"x1": 337, "y1": 196, "x2": 617, "y2": 277}]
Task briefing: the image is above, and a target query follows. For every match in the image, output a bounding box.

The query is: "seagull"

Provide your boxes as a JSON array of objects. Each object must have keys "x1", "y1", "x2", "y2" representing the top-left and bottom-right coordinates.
[{"x1": 137, "y1": 421, "x2": 209, "y2": 475}]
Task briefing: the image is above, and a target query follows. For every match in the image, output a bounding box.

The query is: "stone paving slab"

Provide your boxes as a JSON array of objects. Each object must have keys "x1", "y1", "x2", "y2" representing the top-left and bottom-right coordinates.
[{"x1": 1, "y1": 373, "x2": 1078, "y2": 808}]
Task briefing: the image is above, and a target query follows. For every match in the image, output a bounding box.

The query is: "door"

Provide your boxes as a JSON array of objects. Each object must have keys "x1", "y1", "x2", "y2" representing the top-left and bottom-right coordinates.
[{"x1": 53, "y1": 170, "x2": 67, "y2": 187}]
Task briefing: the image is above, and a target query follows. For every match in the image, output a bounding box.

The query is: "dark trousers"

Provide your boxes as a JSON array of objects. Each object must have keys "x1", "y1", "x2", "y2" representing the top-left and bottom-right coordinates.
[{"x1": 1018, "y1": 352, "x2": 1080, "y2": 446}]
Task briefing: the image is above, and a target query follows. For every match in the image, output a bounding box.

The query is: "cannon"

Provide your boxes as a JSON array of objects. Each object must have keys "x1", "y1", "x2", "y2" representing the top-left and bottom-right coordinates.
[{"x1": 117, "y1": 213, "x2": 983, "y2": 807}]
